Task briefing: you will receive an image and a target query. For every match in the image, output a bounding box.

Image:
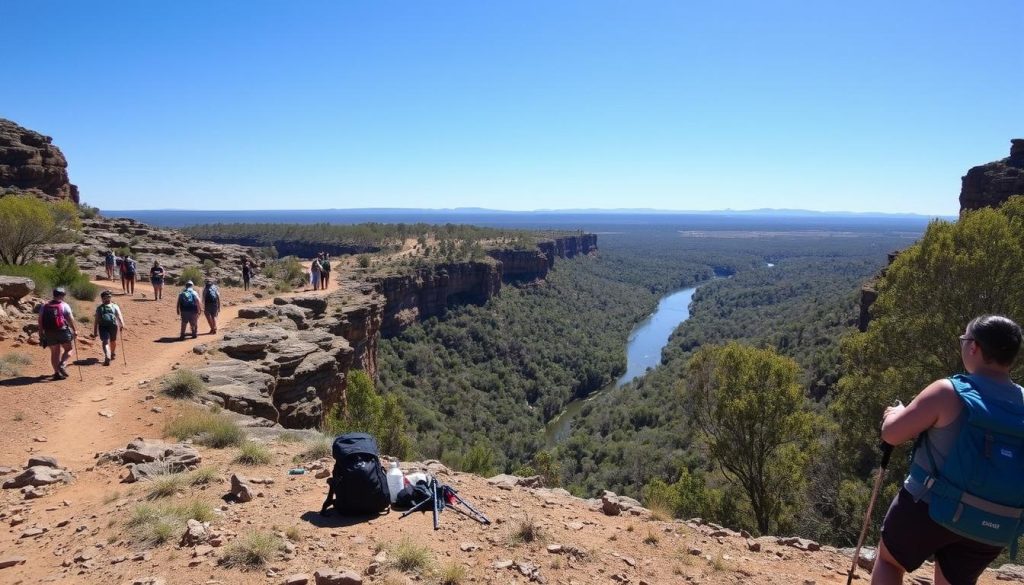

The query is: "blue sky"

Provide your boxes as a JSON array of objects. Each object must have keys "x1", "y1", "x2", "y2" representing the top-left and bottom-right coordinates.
[{"x1": 4, "y1": 1, "x2": 1021, "y2": 214}]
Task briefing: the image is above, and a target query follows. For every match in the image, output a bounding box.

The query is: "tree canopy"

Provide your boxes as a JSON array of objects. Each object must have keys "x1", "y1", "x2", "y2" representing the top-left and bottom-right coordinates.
[{"x1": 0, "y1": 194, "x2": 80, "y2": 264}]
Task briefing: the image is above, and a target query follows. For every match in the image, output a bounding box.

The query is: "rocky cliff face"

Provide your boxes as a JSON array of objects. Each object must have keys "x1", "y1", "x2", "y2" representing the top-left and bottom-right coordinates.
[
  {"x1": 377, "y1": 234, "x2": 598, "y2": 337},
  {"x1": 184, "y1": 236, "x2": 380, "y2": 259},
  {"x1": 960, "y1": 139, "x2": 1024, "y2": 213},
  {"x1": 0, "y1": 118, "x2": 79, "y2": 203},
  {"x1": 200, "y1": 284, "x2": 384, "y2": 428}
]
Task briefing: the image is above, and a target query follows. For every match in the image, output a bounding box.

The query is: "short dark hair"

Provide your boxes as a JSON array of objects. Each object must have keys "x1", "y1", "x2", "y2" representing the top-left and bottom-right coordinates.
[{"x1": 967, "y1": 315, "x2": 1023, "y2": 366}]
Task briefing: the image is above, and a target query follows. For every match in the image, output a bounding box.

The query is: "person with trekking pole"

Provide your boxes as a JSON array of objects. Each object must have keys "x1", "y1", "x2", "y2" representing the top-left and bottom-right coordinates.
[
  {"x1": 92, "y1": 290, "x2": 125, "y2": 366},
  {"x1": 866, "y1": 315, "x2": 1024, "y2": 585},
  {"x1": 38, "y1": 287, "x2": 78, "y2": 380}
]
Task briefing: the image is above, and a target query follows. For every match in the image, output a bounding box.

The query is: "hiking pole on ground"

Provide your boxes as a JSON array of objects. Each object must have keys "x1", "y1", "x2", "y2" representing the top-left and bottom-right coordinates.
[
  {"x1": 440, "y1": 484, "x2": 490, "y2": 525},
  {"x1": 846, "y1": 440, "x2": 895, "y2": 585},
  {"x1": 72, "y1": 334, "x2": 84, "y2": 381}
]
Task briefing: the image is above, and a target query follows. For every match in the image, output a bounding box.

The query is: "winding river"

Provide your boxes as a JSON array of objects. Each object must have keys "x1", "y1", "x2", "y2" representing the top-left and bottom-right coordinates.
[{"x1": 543, "y1": 285, "x2": 700, "y2": 446}]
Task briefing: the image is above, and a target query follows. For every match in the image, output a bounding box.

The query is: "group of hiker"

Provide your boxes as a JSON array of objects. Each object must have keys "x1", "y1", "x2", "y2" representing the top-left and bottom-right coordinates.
[{"x1": 309, "y1": 252, "x2": 331, "y2": 290}]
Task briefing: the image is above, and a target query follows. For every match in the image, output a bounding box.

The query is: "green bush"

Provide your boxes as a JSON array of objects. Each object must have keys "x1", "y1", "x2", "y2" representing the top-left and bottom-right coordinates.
[
  {"x1": 219, "y1": 531, "x2": 284, "y2": 569},
  {"x1": 358, "y1": 255, "x2": 371, "y2": 268},
  {"x1": 234, "y1": 441, "x2": 273, "y2": 466},
  {"x1": 0, "y1": 194, "x2": 80, "y2": 265},
  {"x1": 127, "y1": 500, "x2": 214, "y2": 546},
  {"x1": 178, "y1": 266, "x2": 204, "y2": 286},
  {"x1": 160, "y1": 369, "x2": 207, "y2": 398},
  {"x1": 164, "y1": 407, "x2": 246, "y2": 448},
  {"x1": 78, "y1": 203, "x2": 100, "y2": 219},
  {"x1": 69, "y1": 279, "x2": 98, "y2": 301}
]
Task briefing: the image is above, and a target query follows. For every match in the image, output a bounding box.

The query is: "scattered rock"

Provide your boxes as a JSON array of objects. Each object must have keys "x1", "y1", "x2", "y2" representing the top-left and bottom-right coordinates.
[
  {"x1": 746, "y1": 538, "x2": 761, "y2": 552},
  {"x1": 230, "y1": 473, "x2": 253, "y2": 503},
  {"x1": 778, "y1": 536, "x2": 820, "y2": 552},
  {"x1": 193, "y1": 344, "x2": 208, "y2": 355},
  {"x1": 98, "y1": 410, "x2": 114, "y2": 418},
  {"x1": 284, "y1": 574, "x2": 310, "y2": 585},
  {"x1": 546, "y1": 544, "x2": 563, "y2": 554},
  {"x1": 599, "y1": 490, "x2": 647, "y2": 516},
  {"x1": 26, "y1": 455, "x2": 58, "y2": 468},
  {"x1": 3, "y1": 465, "x2": 72, "y2": 489},
  {"x1": 0, "y1": 556, "x2": 27, "y2": 569},
  {"x1": 313, "y1": 568, "x2": 362, "y2": 585},
  {"x1": 180, "y1": 519, "x2": 209, "y2": 546},
  {"x1": 21, "y1": 485, "x2": 43, "y2": 499},
  {"x1": 97, "y1": 438, "x2": 201, "y2": 483}
]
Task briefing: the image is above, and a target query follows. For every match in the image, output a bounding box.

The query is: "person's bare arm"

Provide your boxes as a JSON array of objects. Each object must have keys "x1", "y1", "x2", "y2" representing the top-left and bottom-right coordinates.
[{"x1": 881, "y1": 379, "x2": 959, "y2": 445}]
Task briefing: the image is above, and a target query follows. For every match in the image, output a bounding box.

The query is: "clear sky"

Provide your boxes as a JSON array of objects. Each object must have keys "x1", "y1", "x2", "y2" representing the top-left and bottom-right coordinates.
[{"x1": 4, "y1": 1, "x2": 1021, "y2": 214}]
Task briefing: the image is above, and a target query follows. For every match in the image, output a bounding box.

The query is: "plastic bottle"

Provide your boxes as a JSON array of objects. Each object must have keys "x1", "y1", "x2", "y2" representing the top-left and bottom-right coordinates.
[{"x1": 386, "y1": 461, "x2": 405, "y2": 503}]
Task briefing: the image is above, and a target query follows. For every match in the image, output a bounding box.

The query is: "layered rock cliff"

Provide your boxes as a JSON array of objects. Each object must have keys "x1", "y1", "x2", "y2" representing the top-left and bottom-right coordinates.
[
  {"x1": 0, "y1": 118, "x2": 79, "y2": 203},
  {"x1": 183, "y1": 236, "x2": 381, "y2": 259},
  {"x1": 960, "y1": 139, "x2": 1024, "y2": 213},
  {"x1": 377, "y1": 234, "x2": 598, "y2": 337}
]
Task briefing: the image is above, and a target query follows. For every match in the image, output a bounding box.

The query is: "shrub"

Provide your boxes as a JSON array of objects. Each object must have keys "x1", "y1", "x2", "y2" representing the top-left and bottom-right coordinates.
[
  {"x1": 459, "y1": 442, "x2": 497, "y2": 476},
  {"x1": 164, "y1": 407, "x2": 246, "y2": 448},
  {"x1": 219, "y1": 531, "x2": 284, "y2": 569},
  {"x1": 188, "y1": 467, "x2": 220, "y2": 486},
  {"x1": 391, "y1": 538, "x2": 431, "y2": 572},
  {"x1": 160, "y1": 369, "x2": 206, "y2": 398},
  {"x1": 285, "y1": 525, "x2": 302, "y2": 542},
  {"x1": 78, "y1": 203, "x2": 100, "y2": 219},
  {"x1": 234, "y1": 441, "x2": 273, "y2": 466},
  {"x1": 145, "y1": 473, "x2": 185, "y2": 500},
  {"x1": 264, "y1": 256, "x2": 305, "y2": 287},
  {"x1": 177, "y1": 266, "x2": 204, "y2": 286},
  {"x1": 510, "y1": 515, "x2": 543, "y2": 544},
  {"x1": 69, "y1": 279, "x2": 98, "y2": 301},
  {"x1": 276, "y1": 432, "x2": 303, "y2": 443},
  {"x1": 294, "y1": 435, "x2": 331, "y2": 463},
  {"x1": 435, "y1": 563, "x2": 467, "y2": 585},
  {"x1": 127, "y1": 500, "x2": 214, "y2": 546},
  {"x1": 358, "y1": 255, "x2": 371, "y2": 268},
  {"x1": 0, "y1": 353, "x2": 31, "y2": 378},
  {"x1": 0, "y1": 195, "x2": 80, "y2": 264}
]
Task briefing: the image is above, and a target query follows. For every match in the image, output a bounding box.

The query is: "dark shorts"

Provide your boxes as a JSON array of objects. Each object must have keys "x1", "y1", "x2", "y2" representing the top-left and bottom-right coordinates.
[
  {"x1": 204, "y1": 309, "x2": 219, "y2": 317},
  {"x1": 881, "y1": 488, "x2": 1003, "y2": 584},
  {"x1": 151, "y1": 278, "x2": 163, "y2": 285},
  {"x1": 43, "y1": 329, "x2": 73, "y2": 345},
  {"x1": 98, "y1": 326, "x2": 118, "y2": 343}
]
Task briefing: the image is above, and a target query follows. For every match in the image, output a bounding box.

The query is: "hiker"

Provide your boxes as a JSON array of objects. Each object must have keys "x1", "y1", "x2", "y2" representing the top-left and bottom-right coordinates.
[
  {"x1": 176, "y1": 280, "x2": 203, "y2": 340},
  {"x1": 123, "y1": 255, "x2": 137, "y2": 295},
  {"x1": 38, "y1": 287, "x2": 77, "y2": 380},
  {"x1": 241, "y1": 259, "x2": 252, "y2": 291},
  {"x1": 310, "y1": 254, "x2": 322, "y2": 291},
  {"x1": 92, "y1": 290, "x2": 125, "y2": 366},
  {"x1": 320, "y1": 253, "x2": 331, "y2": 289},
  {"x1": 150, "y1": 260, "x2": 165, "y2": 300},
  {"x1": 104, "y1": 250, "x2": 116, "y2": 280},
  {"x1": 872, "y1": 315, "x2": 1024, "y2": 585},
  {"x1": 202, "y1": 278, "x2": 221, "y2": 334},
  {"x1": 116, "y1": 254, "x2": 126, "y2": 293}
]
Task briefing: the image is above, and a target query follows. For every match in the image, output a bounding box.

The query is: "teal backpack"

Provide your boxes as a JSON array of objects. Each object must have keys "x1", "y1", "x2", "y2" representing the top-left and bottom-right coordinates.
[
  {"x1": 911, "y1": 374, "x2": 1024, "y2": 556},
  {"x1": 97, "y1": 304, "x2": 118, "y2": 327}
]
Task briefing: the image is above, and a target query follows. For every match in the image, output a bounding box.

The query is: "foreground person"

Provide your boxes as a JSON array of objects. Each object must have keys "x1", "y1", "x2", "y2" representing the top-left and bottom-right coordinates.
[
  {"x1": 38, "y1": 287, "x2": 77, "y2": 380},
  {"x1": 874, "y1": 315, "x2": 1024, "y2": 585},
  {"x1": 92, "y1": 290, "x2": 125, "y2": 365}
]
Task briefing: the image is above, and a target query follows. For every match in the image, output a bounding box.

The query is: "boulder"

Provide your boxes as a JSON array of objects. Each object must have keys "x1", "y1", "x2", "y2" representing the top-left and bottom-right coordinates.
[
  {"x1": 26, "y1": 455, "x2": 58, "y2": 468},
  {"x1": 313, "y1": 568, "x2": 362, "y2": 585},
  {"x1": 2, "y1": 465, "x2": 72, "y2": 488},
  {"x1": 0, "y1": 277, "x2": 34, "y2": 300},
  {"x1": 229, "y1": 473, "x2": 253, "y2": 503},
  {"x1": 195, "y1": 361, "x2": 278, "y2": 423},
  {"x1": 218, "y1": 325, "x2": 291, "y2": 357},
  {"x1": 97, "y1": 439, "x2": 201, "y2": 483},
  {"x1": 180, "y1": 519, "x2": 209, "y2": 546}
]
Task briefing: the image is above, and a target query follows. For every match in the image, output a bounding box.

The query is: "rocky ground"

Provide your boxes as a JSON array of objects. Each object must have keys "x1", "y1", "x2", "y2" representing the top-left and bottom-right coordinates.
[{"x1": 1, "y1": 281, "x2": 1021, "y2": 585}]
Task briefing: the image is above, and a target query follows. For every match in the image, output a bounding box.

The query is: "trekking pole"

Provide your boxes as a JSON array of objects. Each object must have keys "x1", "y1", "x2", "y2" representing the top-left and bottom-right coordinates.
[
  {"x1": 121, "y1": 329, "x2": 128, "y2": 366},
  {"x1": 846, "y1": 440, "x2": 895, "y2": 585},
  {"x1": 72, "y1": 334, "x2": 84, "y2": 381}
]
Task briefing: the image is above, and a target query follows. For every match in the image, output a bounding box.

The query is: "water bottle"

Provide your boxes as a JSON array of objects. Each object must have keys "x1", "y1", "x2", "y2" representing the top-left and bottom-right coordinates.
[{"x1": 386, "y1": 461, "x2": 405, "y2": 503}]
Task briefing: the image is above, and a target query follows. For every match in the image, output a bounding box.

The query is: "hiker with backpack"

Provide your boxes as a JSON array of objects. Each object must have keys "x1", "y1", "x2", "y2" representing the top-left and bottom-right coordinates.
[
  {"x1": 871, "y1": 315, "x2": 1024, "y2": 585},
  {"x1": 116, "y1": 255, "x2": 126, "y2": 293},
  {"x1": 202, "y1": 278, "x2": 221, "y2": 334},
  {"x1": 320, "y1": 253, "x2": 331, "y2": 289},
  {"x1": 176, "y1": 280, "x2": 203, "y2": 340},
  {"x1": 104, "y1": 250, "x2": 116, "y2": 280},
  {"x1": 92, "y1": 290, "x2": 125, "y2": 366},
  {"x1": 123, "y1": 255, "x2": 138, "y2": 295},
  {"x1": 37, "y1": 287, "x2": 77, "y2": 380},
  {"x1": 150, "y1": 260, "x2": 165, "y2": 300}
]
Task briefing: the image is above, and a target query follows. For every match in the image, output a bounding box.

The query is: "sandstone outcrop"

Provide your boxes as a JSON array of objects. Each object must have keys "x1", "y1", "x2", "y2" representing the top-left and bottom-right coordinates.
[
  {"x1": 40, "y1": 216, "x2": 270, "y2": 288},
  {"x1": 0, "y1": 118, "x2": 79, "y2": 203},
  {"x1": 960, "y1": 139, "x2": 1024, "y2": 213},
  {"x1": 96, "y1": 438, "x2": 202, "y2": 482},
  {"x1": 0, "y1": 277, "x2": 34, "y2": 300},
  {"x1": 198, "y1": 281, "x2": 384, "y2": 428}
]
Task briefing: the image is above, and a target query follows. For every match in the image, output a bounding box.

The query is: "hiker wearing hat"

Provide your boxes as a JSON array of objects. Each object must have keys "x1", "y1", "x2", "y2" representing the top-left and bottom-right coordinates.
[
  {"x1": 873, "y1": 315, "x2": 1024, "y2": 584},
  {"x1": 202, "y1": 278, "x2": 221, "y2": 334},
  {"x1": 176, "y1": 280, "x2": 203, "y2": 340},
  {"x1": 92, "y1": 290, "x2": 125, "y2": 366},
  {"x1": 150, "y1": 260, "x2": 165, "y2": 300},
  {"x1": 123, "y1": 254, "x2": 138, "y2": 295},
  {"x1": 38, "y1": 288, "x2": 77, "y2": 380},
  {"x1": 104, "y1": 250, "x2": 116, "y2": 280}
]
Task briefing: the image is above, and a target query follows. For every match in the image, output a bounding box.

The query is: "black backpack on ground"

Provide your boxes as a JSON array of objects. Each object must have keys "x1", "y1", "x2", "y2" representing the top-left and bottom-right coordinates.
[{"x1": 320, "y1": 433, "x2": 390, "y2": 516}]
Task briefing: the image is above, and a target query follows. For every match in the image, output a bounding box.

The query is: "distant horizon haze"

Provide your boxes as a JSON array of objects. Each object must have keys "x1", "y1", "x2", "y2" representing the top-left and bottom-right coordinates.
[{"x1": 5, "y1": 1, "x2": 1021, "y2": 216}]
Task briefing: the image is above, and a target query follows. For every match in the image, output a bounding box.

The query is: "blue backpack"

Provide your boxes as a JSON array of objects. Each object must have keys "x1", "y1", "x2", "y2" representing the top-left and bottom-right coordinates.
[
  {"x1": 178, "y1": 289, "x2": 198, "y2": 311},
  {"x1": 912, "y1": 374, "x2": 1024, "y2": 556}
]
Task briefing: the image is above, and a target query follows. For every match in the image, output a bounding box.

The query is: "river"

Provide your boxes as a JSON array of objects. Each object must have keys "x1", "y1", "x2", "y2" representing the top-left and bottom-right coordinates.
[{"x1": 543, "y1": 285, "x2": 700, "y2": 446}]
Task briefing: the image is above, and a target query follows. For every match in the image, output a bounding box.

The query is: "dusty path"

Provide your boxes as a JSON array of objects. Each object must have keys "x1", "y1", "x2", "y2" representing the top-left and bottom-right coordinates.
[{"x1": 0, "y1": 277, "x2": 334, "y2": 469}]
